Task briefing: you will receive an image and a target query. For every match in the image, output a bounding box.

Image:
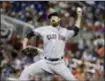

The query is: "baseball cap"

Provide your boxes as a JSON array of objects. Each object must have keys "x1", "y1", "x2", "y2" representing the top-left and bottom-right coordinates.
[{"x1": 48, "y1": 12, "x2": 59, "y2": 19}]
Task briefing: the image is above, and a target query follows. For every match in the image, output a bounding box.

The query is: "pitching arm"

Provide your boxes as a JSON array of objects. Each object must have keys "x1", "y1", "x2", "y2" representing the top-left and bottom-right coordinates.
[
  {"x1": 1, "y1": 15, "x2": 35, "y2": 49},
  {"x1": 2, "y1": 15, "x2": 42, "y2": 49},
  {"x1": 67, "y1": 7, "x2": 82, "y2": 38},
  {"x1": 2, "y1": 15, "x2": 34, "y2": 30}
]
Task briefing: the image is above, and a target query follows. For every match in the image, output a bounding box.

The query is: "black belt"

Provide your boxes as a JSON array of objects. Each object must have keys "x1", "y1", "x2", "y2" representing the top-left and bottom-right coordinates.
[{"x1": 45, "y1": 56, "x2": 63, "y2": 61}]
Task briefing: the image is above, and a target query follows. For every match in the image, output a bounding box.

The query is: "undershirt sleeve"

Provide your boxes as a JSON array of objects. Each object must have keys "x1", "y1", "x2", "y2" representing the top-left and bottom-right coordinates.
[{"x1": 67, "y1": 26, "x2": 79, "y2": 38}]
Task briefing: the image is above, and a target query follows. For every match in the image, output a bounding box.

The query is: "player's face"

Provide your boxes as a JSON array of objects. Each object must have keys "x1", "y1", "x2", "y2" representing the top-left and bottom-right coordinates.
[{"x1": 50, "y1": 16, "x2": 60, "y2": 27}]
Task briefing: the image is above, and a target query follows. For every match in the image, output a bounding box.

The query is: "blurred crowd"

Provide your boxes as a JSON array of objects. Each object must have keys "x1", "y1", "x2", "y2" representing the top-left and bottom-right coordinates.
[{"x1": 0, "y1": 1, "x2": 104, "y2": 81}]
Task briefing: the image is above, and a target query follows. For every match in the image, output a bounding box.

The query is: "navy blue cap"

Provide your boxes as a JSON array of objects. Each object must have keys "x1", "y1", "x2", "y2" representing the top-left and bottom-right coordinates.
[{"x1": 48, "y1": 12, "x2": 59, "y2": 19}]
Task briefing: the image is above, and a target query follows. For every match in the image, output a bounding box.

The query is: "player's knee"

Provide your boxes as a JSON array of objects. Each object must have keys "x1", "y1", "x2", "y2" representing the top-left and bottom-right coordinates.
[
  {"x1": 20, "y1": 69, "x2": 32, "y2": 80},
  {"x1": 22, "y1": 67, "x2": 32, "y2": 75}
]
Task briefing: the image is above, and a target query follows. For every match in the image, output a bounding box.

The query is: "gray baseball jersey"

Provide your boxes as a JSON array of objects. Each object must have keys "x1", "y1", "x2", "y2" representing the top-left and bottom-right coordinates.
[
  {"x1": 20, "y1": 25, "x2": 77, "y2": 81},
  {"x1": 33, "y1": 25, "x2": 75, "y2": 58}
]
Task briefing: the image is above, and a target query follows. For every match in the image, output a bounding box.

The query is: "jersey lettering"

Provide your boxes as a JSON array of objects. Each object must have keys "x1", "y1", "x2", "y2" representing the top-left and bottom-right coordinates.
[{"x1": 47, "y1": 34, "x2": 56, "y2": 40}]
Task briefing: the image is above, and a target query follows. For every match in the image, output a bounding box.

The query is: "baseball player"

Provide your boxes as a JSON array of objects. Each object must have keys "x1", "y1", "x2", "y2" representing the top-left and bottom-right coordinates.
[{"x1": 19, "y1": 7, "x2": 82, "y2": 81}]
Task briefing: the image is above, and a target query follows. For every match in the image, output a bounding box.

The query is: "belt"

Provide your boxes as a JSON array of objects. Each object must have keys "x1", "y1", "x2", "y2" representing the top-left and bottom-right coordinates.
[{"x1": 45, "y1": 56, "x2": 63, "y2": 61}]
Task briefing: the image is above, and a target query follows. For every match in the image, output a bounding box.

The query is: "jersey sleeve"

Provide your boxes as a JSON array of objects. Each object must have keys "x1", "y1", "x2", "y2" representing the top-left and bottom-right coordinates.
[
  {"x1": 67, "y1": 30, "x2": 75, "y2": 38},
  {"x1": 26, "y1": 27, "x2": 44, "y2": 39},
  {"x1": 33, "y1": 27, "x2": 46, "y2": 36},
  {"x1": 34, "y1": 27, "x2": 42, "y2": 35}
]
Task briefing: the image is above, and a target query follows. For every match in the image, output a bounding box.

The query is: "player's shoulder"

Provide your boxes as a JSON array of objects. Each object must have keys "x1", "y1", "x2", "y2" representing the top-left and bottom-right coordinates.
[
  {"x1": 40, "y1": 25, "x2": 50, "y2": 28},
  {"x1": 34, "y1": 25, "x2": 49, "y2": 31},
  {"x1": 37, "y1": 25, "x2": 50, "y2": 29},
  {"x1": 60, "y1": 27, "x2": 68, "y2": 31}
]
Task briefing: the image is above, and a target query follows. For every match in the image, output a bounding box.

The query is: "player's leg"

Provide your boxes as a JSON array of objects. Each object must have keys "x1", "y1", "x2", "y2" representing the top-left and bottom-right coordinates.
[
  {"x1": 53, "y1": 62, "x2": 77, "y2": 81},
  {"x1": 19, "y1": 59, "x2": 53, "y2": 80}
]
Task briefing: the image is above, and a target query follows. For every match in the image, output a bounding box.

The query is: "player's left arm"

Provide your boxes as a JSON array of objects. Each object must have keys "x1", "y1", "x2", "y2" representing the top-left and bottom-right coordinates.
[
  {"x1": 67, "y1": 7, "x2": 82, "y2": 37},
  {"x1": 22, "y1": 27, "x2": 43, "y2": 49}
]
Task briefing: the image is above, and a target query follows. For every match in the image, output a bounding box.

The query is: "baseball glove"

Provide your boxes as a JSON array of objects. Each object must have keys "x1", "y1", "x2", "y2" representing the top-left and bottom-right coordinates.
[{"x1": 21, "y1": 46, "x2": 38, "y2": 57}]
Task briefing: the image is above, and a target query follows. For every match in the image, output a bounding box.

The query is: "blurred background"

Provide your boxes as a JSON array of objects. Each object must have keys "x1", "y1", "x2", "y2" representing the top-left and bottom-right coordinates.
[{"x1": 0, "y1": 1, "x2": 104, "y2": 81}]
